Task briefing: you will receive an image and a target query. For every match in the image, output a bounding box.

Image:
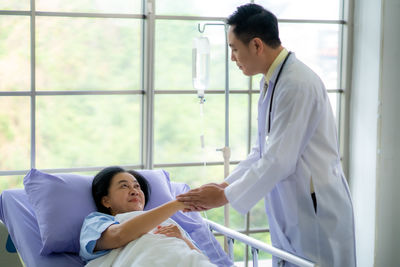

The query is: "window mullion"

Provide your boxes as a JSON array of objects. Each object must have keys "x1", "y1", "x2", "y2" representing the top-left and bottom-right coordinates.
[{"x1": 30, "y1": 0, "x2": 36, "y2": 169}]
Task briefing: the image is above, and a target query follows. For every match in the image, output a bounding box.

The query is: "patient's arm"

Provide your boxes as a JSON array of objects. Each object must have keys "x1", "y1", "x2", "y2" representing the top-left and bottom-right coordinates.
[
  {"x1": 154, "y1": 224, "x2": 200, "y2": 252},
  {"x1": 95, "y1": 200, "x2": 187, "y2": 251}
]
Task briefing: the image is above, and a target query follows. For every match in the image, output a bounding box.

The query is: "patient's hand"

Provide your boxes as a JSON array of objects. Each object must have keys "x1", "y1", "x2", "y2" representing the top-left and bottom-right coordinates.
[
  {"x1": 154, "y1": 224, "x2": 199, "y2": 251},
  {"x1": 176, "y1": 182, "x2": 229, "y2": 212},
  {"x1": 154, "y1": 224, "x2": 184, "y2": 239}
]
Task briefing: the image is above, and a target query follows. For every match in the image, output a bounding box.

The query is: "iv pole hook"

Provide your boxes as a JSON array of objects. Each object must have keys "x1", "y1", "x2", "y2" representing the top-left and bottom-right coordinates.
[{"x1": 198, "y1": 23, "x2": 206, "y2": 33}]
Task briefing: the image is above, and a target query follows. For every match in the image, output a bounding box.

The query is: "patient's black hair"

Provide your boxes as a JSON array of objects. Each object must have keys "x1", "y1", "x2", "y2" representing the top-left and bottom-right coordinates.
[{"x1": 92, "y1": 166, "x2": 151, "y2": 215}]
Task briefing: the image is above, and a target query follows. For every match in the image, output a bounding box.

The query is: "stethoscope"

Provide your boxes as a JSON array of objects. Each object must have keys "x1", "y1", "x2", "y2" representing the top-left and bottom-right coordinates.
[{"x1": 267, "y1": 51, "x2": 292, "y2": 134}]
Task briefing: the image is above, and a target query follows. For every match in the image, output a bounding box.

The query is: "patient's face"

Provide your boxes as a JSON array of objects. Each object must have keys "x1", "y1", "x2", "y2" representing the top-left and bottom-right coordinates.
[{"x1": 101, "y1": 172, "x2": 145, "y2": 216}]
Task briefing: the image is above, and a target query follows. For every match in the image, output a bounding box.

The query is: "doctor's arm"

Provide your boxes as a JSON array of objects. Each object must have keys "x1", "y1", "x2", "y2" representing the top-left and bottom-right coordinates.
[{"x1": 225, "y1": 84, "x2": 323, "y2": 214}]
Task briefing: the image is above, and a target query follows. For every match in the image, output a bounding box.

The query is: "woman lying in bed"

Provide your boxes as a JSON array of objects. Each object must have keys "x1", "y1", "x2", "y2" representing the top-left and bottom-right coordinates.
[{"x1": 79, "y1": 166, "x2": 216, "y2": 267}]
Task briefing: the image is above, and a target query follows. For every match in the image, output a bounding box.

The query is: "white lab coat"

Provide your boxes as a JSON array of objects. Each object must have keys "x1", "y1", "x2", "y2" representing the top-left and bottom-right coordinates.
[{"x1": 225, "y1": 53, "x2": 356, "y2": 267}]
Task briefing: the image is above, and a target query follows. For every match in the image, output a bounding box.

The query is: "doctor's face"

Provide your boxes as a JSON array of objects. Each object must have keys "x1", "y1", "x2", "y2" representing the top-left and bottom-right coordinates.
[
  {"x1": 228, "y1": 26, "x2": 260, "y2": 76},
  {"x1": 101, "y1": 172, "x2": 145, "y2": 216}
]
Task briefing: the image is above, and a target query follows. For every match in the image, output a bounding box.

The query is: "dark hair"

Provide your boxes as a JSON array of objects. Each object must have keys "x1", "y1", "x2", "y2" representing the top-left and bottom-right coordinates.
[
  {"x1": 92, "y1": 166, "x2": 151, "y2": 215},
  {"x1": 227, "y1": 3, "x2": 281, "y2": 48}
]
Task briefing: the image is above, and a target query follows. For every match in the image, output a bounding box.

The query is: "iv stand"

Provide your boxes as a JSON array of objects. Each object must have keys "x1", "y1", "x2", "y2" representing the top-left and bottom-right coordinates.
[{"x1": 198, "y1": 23, "x2": 231, "y2": 252}]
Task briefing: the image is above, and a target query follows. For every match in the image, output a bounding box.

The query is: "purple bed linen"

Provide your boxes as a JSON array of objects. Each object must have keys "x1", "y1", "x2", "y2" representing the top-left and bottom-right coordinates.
[{"x1": 0, "y1": 189, "x2": 84, "y2": 267}]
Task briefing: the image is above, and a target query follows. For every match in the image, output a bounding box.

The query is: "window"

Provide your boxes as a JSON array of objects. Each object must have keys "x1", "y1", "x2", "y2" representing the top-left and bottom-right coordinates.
[{"x1": 1, "y1": 0, "x2": 347, "y2": 265}]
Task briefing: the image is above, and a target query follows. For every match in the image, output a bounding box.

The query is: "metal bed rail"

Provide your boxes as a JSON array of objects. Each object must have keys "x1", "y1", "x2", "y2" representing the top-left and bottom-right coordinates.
[{"x1": 204, "y1": 219, "x2": 317, "y2": 267}]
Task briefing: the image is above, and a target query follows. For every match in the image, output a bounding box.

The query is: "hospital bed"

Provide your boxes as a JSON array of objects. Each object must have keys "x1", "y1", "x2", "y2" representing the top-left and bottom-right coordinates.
[{"x1": 0, "y1": 169, "x2": 316, "y2": 267}]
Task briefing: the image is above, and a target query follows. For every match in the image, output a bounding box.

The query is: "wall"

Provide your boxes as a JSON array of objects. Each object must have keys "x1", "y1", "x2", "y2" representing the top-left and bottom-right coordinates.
[
  {"x1": 349, "y1": 0, "x2": 381, "y2": 265},
  {"x1": 374, "y1": 0, "x2": 400, "y2": 266},
  {"x1": 350, "y1": 0, "x2": 400, "y2": 266}
]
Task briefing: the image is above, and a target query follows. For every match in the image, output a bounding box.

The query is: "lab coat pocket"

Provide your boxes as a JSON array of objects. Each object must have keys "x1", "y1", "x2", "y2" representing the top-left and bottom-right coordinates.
[{"x1": 297, "y1": 160, "x2": 318, "y2": 217}]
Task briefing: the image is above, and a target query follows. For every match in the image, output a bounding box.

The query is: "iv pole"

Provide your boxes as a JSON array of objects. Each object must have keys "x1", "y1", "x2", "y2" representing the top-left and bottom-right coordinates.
[{"x1": 198, "y1": 23, "x2": 231, "y2": 252}]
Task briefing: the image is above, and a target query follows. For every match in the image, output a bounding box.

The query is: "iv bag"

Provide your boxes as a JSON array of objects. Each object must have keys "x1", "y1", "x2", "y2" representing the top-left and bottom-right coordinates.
[{"x1": 192, "y1": 36, "x2": 210, "y2": 98}]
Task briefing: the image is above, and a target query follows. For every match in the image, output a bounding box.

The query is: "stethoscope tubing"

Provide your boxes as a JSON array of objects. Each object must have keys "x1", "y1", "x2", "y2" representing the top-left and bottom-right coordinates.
[{"x1": 268, "y1": 51, "x2": 292, "y2": 134}]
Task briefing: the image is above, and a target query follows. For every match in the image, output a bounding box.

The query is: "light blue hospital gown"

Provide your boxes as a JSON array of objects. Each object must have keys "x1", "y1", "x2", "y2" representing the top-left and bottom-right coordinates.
[{"x1": 79, "y1": 212, "x2": 119, "y2": 262}]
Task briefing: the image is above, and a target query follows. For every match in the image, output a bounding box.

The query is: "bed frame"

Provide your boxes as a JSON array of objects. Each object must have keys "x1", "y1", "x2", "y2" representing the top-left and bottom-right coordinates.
[{"x1": 205, "y1": 219, "x2": 316, "y2": 267}]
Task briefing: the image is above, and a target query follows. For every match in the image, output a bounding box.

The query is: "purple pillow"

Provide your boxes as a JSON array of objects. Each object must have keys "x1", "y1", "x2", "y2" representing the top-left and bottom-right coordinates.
[{"x1": 23, "y1": 168, "x2": 175, "y2": 255}]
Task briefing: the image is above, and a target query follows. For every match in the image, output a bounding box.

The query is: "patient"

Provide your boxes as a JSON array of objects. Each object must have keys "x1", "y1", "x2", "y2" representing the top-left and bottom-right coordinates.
[{"x1": 79, "y1": 166, "x2": 216, "y2": 266}]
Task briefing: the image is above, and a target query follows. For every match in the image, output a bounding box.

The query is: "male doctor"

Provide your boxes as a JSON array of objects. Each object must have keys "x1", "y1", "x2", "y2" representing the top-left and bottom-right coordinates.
[{"x1": 177, "y1": 4, "x2": 356, "y2": 267}]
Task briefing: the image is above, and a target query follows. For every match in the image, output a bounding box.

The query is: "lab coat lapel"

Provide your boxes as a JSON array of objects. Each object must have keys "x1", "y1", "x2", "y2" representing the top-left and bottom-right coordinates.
[
  {"x1": 258, "y1": 78, "x2": 274, "y2": 156},
  {"x1": 260, "y1": 58, "x2": 287, "y2": 155}
]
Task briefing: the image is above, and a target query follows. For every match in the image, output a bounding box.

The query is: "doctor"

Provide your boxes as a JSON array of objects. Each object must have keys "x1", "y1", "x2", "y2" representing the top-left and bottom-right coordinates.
[{"x1": 177, "y1": 3, "x2": 356, "y2": 267}]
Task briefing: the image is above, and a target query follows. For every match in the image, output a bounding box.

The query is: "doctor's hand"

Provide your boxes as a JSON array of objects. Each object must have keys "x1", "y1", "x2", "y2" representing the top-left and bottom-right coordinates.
[{"x1": 176, "y1": 182, "x2": 229, "y2": 212}]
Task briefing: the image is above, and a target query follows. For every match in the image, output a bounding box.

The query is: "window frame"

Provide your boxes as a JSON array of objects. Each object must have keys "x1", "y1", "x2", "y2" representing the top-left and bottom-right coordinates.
[{"x1": 0, "y1": 0, "x2": 350, "y2": 265}]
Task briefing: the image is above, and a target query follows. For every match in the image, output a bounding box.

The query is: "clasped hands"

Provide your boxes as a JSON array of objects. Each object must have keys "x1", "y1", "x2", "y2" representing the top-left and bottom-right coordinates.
[{"x1": 176, "y1": 182, "x2": 229, "y2": 212}]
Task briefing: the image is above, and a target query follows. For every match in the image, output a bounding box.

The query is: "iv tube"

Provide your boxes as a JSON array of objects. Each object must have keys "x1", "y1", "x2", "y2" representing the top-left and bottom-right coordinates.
[
  {"x1": 199, "y1": 100, "x2": 206, "y2": 168},
  {"x1": 193, "y1": 36, "x2": 209, "y2": 171},
  {"x1": 192, "y1": 36, "x2": 210, "y2": 99}
]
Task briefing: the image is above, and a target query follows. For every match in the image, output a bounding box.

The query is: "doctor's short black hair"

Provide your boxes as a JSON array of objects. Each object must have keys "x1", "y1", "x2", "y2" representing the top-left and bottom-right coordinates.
[
  {"x1": 227, "y1": 3, "x2": 281, "y2": 48},
  {"x1": 92, "y1": 166, "x2": 151, "y2": 215}
]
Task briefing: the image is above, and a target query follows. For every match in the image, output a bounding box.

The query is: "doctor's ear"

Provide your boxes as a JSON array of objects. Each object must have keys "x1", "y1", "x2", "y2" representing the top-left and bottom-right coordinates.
[{"x1": 250, "y1": 37, "x2": 264, "y2": 55}]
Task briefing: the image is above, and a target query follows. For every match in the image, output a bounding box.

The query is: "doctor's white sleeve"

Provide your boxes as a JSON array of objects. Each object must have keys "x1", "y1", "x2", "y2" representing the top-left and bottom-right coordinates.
[
  {"x1": 225, "y1": 81, "x2": 324, "y2": 214},
  {"x1": 225, "y1": 141, "x2": 261, "y2": 185}
]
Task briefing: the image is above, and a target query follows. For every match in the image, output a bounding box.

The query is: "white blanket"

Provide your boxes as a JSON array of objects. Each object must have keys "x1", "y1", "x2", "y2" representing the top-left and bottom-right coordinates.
[{"x1": 86, "y1": 211, "x2": 217, "y2": 267}]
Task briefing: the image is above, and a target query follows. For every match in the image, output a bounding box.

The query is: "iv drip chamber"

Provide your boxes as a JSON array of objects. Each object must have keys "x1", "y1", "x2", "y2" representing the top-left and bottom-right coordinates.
[{"x1": 192, "y1": 36, "x2": 210, "y2": 98}]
